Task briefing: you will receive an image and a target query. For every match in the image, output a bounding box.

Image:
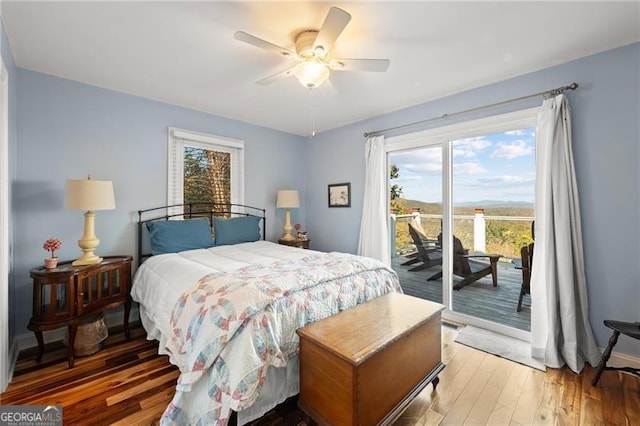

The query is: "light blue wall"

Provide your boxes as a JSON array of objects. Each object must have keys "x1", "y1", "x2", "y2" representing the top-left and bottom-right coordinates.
[
  {"x1": 2, "y1": 19, "x2": 18, "y2": 343},
  {"x1": 7, "y1": 32, "x2": 639, "y2": 361},
  {"x1": 307, "y1": 43, "x2": 640, "y2": 357},
  {"x1": 13, "y1": 69, "x2": 308, "y2": 339}
]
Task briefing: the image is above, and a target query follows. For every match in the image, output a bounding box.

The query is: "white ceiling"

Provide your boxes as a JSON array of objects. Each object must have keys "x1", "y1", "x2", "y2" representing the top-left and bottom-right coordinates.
[{"x1": 2, "y1": 1, "x2": 639, "y2": 136}]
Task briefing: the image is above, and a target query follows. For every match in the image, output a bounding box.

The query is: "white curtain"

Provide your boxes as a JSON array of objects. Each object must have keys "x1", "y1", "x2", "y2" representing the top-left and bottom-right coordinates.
[
  {"x1": 530, "y1": 94, "x2": 600, "y2": 373},
  {"x1": 358, "y1": 135, "x2": 390, "y2": 265}
]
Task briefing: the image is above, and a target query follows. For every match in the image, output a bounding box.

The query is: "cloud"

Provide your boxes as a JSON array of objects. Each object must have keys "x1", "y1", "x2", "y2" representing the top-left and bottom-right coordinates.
[
  {"x1": 453, "y1": 174, "x2": 535, "y2": 202},
  {"x1": 396, "y1": 175, "x2": 423, "y2": 182},
  {"x1": 474, "y1": 175, "x2": 535, "y2": 187},
  {"x1": 403, "y1": 162, "x2": 443, "y2": 174},
  {"x1": 505, "y1": 129, "x2": 525, "y2": 136},
  {"x1": 452, "y1": 147, "x2": 476, "y2": 158},
  {"x1": 453, "y1": 162, "x2": 488, "y2": 175},
  {"x1": 491, "y1": 140, "x2": 533, "y2": 159},
  {"x1": 391, "y1": 148, "x2": 442, "y2": 175},
  {"x1": 452, "y1": 137, "x2": 492, "y2": 158},
  {"x1": 392, "y1": 148, "x2": 441, "y2": 164}
]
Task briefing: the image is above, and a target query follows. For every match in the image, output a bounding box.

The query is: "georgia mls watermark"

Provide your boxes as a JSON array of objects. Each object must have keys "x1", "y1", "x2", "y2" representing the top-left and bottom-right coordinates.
[{"x1": 0, "y1": 405, "x2": 62, "y2": 426}]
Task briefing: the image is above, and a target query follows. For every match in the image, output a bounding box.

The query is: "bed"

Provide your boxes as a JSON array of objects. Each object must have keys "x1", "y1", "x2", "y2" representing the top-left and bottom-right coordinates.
[{"x1": 131, "y1": 203, "x2": 401, "y2": 425}]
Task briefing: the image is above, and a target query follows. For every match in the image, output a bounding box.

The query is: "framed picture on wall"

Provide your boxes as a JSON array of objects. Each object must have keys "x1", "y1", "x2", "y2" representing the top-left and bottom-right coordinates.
[{"x1": 328, "y1": 183, "x2": 351, "y2": 208}]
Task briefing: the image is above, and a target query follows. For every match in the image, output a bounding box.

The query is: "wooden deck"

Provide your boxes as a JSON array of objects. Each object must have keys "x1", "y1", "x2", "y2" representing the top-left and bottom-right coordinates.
[{"x1": 392, "y1": 254, "x2": 531, "y2": 331}]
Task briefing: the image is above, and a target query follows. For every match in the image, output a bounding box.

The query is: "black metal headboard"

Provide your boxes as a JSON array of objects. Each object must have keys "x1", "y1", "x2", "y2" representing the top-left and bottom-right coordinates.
[{"x1": 137, "y1": 202, "x2": 266, "y2": 266}]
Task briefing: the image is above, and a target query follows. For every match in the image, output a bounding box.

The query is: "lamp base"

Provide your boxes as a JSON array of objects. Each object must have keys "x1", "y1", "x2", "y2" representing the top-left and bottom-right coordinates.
[
  {"x1": 72, "y1": 254, "x2": 103, "y2": 266},
  {"x1": 281, "y1": 209, "x2": 295, "y2": 241},
  {"x1": 73, "y1": 211, "x2": 103, "y2": 266}
]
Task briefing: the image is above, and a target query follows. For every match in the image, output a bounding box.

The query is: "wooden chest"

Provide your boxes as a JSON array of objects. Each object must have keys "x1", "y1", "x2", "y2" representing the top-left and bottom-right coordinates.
[{"x1": 297, "y1": 293, "x2": 445, "y2": 425}]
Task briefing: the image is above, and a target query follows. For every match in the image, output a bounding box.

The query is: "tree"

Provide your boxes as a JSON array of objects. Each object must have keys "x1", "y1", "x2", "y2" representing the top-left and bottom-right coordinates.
[
  {"x1": 390, "y1": 164, "x2": 403, "y2": 200},
  {"x1": 183, "y1": 147, "x2": 231, "y2": 215},
  {"x1": 390, "y1": 164, "x2": 406, "y2": 214}
]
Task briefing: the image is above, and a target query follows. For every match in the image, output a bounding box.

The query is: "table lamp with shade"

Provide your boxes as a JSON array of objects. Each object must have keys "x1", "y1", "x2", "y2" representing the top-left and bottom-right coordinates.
[
  {"x1": 276, "y1": 189, "x2": 299, "y2": 241},
  {"x1": 64, "y1": 175, "x2": 116, "y2": 266}
]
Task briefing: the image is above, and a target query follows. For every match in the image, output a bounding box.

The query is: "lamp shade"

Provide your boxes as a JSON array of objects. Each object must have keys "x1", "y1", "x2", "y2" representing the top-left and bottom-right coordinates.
[
  {"x1": 293, "y1": 60, "x2": 330, "y2": 89},
  {"x1": 64, "y1": 177, "x2": 116, "y2": 211},
  {"x1": 276, "y1": 190, "x2": 300, "y2": 209}
]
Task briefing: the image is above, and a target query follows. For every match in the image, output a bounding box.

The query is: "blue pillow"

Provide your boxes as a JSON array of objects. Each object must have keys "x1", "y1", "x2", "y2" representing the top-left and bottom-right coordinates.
[
  {"x1": 146, "y1": 218, "x2": 214, "y2": 255},
  {"x1": 213, "y1": 216, "x2": 261, "y2": 246}
]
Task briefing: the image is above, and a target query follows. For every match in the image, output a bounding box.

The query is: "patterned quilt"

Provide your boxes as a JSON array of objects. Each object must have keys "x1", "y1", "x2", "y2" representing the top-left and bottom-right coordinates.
[{"x1": 160, "y1": 251, "x2": 400, "y2": 425}]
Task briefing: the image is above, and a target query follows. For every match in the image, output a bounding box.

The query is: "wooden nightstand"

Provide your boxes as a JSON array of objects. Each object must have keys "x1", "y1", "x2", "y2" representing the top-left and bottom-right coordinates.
[
  {"x1": 278, "y1": 238, "x2": 311, "y2": 249},
  {"x1": 28, "y1": 256, "x2": 133, "y2": 368}
]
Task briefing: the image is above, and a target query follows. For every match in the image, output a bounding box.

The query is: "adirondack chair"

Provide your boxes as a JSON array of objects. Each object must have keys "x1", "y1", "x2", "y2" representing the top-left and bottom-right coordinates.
[
  {"x1": 513, "y1": 221, "x2": 535, "y2": 311},
  {"x1": 406, "y1": 223, "x2": 442, "y2": 272},
  {"x1": 400, "y1": 222, "x2": 426, "y2": 267},
  {"x1": 406, "y1": 222, "x2": 500, "y2": 290},
  {"x1": 428, "y1": 233, "x2": 501, "y2": 290},
  {"x1": 515, "y1": 243, "x2": 534, "y2": 311}
]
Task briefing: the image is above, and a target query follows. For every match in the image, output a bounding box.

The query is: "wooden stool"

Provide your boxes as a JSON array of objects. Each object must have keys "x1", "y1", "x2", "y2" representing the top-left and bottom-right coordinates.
[{"x1": 591, "y1": 320, "x2": 640, "y2": 386}]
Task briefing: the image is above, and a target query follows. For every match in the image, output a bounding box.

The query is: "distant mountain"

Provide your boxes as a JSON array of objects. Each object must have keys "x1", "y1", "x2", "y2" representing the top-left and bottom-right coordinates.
[
  {"x1": 454, "y1": 200, "x2": 534, "y2": 209},
  {"x1": 400, "y1": 199, "x2": 441, "y2": 213},
  {"x1": 399, "y1": 198, "x2": 533, "y2": 215}
]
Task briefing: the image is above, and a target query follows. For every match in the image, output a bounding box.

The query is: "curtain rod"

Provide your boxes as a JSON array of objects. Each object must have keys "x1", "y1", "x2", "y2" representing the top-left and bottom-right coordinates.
[{"x1": 363, "y1": 82, "x2": 579, "y2": 138}]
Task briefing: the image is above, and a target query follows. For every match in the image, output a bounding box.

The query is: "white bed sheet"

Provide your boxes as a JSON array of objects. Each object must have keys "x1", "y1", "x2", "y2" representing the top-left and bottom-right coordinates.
[
  {"x1": 132, "y1": 241, "x2": 314, "y2": 358},
  {"x1": 131, "y1": 241, "x2": 322, "y2": 424}
]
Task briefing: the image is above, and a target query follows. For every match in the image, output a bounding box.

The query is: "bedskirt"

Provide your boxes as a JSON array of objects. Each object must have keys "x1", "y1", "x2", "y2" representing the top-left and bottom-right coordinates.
[{"x1": 132, "y1": 241, "x2": 400, "y2": 425}]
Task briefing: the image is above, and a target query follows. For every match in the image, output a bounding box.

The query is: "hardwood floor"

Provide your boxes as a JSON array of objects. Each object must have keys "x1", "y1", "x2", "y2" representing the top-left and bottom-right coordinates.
[{"x1": 2, "y1": 323, "x2": 638, "y2": 425}]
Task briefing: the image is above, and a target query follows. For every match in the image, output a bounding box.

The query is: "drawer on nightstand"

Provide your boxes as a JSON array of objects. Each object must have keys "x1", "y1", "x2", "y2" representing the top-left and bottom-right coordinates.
[{"x1": 277, "y1": 238, "x2": 310, "y2": 249}]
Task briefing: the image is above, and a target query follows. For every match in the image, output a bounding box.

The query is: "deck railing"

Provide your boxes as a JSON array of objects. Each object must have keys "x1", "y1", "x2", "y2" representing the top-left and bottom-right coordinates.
[{"x1": 391, "y1": 210, "x2": 534, "y2": 260}]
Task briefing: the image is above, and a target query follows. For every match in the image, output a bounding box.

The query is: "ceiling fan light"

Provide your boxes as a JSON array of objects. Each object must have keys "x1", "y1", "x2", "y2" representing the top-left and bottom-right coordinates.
[
  {"x1": 330, "y1": 60, "x2": 345, "y2": 69},
  {"x1": 294, "y1": 60, "x2": 330, "y2": 88}
]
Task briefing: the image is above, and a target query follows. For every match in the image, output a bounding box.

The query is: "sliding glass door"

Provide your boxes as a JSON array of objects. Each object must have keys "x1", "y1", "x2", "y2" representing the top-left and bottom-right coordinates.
[
  {"x1": 450, "y1": 130, "x2": 535, "y2": 331},
  {"x1": 387, "y1": 109, "x2": 537, "y2": 335}
]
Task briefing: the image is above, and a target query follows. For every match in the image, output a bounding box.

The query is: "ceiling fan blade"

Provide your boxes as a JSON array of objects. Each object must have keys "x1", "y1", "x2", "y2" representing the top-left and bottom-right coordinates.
[
  {"x1": 255, "y1": 66, "x2": 296, "y2": 86},
  {"x1": 312, "y1": 7, "x2": 351, "y2": 58},
  {"x1": 234, "y1": 31, "x2": 297, "y2": 59},
  {"x1": 329, "y1": 58, "x2": 390, "y2": 72}
]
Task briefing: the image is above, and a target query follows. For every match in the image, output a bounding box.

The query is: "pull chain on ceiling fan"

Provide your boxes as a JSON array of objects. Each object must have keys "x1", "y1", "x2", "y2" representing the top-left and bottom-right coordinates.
[
  {"x1": 234, "y1": 7, "x2": 390, "y2": 89},
  {"x1": 308, "y1": 88, "x2": 316, "y2": 138}
]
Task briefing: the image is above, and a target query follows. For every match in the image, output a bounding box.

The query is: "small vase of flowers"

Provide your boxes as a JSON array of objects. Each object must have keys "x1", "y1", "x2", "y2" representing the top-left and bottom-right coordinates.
[
  {"x1": 43, "y1": 237, "x2": 61, "y2": 269},
  {"x1": 295, "y1": 224, "x2": 308, "y2": 240}
]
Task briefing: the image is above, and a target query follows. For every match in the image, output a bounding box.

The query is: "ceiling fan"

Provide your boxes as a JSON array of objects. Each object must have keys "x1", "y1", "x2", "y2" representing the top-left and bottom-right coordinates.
[{"x1": 234, "y1": 7, "x2": 390, "y2": 89}]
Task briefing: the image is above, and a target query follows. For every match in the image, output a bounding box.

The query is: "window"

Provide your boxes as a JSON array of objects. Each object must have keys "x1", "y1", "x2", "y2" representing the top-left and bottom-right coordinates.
[{"x1": 167, "y1": 128, "x2": 244, "y2": 214}]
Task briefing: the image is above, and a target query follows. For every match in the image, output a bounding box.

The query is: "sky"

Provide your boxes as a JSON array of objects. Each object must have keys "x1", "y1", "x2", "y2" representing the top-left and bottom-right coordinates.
[{"x1": 389, "y1": 127, "x2": 535, "y2": 204}]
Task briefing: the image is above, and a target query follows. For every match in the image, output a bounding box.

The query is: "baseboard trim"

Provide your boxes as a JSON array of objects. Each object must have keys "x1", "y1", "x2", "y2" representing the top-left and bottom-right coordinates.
[
  {"x1": 7, "y1": 338, "x2": 18, "y2": 385},
  {"x1": 16, "y1": 307, "x2": 140, "y2": 352},
  {"x1": 607, "y1": 349, "x2": 640, "y2": 369}
]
